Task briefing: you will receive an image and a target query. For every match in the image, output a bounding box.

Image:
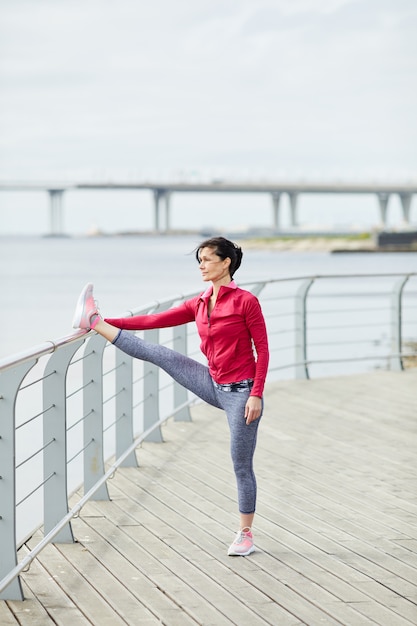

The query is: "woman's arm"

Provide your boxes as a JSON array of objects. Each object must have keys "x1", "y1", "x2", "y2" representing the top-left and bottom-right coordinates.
[
  {"x1": 105, "y1": 298, "x2": 198, "y2": 330},
  {"x1": 245, "y1": 297, "x2": 269, "y2": 399}
]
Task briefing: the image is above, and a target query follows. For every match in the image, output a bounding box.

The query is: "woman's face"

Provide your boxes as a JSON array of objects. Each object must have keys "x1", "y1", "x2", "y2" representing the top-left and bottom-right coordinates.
[{"x1": 198, "y1": 246, "x2": 231, "y2": 283}]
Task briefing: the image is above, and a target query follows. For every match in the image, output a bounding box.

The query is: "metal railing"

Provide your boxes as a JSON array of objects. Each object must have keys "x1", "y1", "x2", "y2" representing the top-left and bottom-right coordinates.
[{"x1": 1, "y1": 273, "x2": 416, "y2": 600}]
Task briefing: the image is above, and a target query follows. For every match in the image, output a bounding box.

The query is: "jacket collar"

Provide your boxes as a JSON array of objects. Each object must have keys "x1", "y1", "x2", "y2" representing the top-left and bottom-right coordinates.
[{"x1": 200, "y1": 280, "x2": 237, "y2": 301}]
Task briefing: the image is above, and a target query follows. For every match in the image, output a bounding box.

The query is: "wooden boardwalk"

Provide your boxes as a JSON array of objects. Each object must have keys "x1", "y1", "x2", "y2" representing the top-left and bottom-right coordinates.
[{"x1": 1, "y1": 369, "x2": 417, "y2": 625}]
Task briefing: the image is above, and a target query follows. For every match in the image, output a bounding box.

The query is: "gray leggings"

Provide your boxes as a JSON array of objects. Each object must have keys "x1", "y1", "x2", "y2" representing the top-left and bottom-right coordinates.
[{"x1": 113, "y1": 330, "x2": 262, "y2": 514}]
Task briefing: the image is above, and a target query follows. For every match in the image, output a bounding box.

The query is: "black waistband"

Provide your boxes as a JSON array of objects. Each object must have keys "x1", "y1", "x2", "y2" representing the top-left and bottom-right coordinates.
[{"x1": 214, "y1": 379, "x2": 254, "y2": 392}]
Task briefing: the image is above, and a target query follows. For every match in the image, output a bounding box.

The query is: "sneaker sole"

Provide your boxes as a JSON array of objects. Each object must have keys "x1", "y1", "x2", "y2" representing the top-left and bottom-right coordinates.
[
  {"x1": 72, "y1": 283, "x2": 92, "y2": 329},
  {"x1": 227, "y1": 545, "x2": 255, "y2": 557}
]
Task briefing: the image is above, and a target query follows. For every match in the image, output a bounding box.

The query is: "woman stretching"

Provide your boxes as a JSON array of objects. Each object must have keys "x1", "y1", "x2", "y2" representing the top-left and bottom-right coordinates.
[{"x1": 72, "y1": 236, "x2": 269, "y2": 556}]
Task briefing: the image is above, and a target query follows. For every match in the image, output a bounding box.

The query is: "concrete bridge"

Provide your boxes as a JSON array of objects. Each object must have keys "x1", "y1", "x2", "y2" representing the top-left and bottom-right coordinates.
[{"x1": 1, "y1": 179, "x2": 416, "y2": 235}]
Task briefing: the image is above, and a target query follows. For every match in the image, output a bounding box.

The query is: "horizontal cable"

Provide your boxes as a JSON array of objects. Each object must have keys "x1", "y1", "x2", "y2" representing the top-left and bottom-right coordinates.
[
  {"x1": 1, "y1": 396, "x2": 200, "y2": 593},
  {"x1": 103, "y1": 361, "x2": 125, "y2": 376},
  {"x1": 268, "y1": 329, "x2": 295, "y2": 336},
  {"x1": 308, "y1": 322, "x2": 386, "y2": 331},
  {"x1": 67, "y1": 439, "x2": 94, "y2": 465},
  {"x1": 69, "y1": 353, "x2": 88, "y2": 366},
  {"x1": 260, "y1": 294, "x2": 296, "y2": 302},
  {"x1": 308, "y1": 339, "x2": 389, "y2": 348},
  {"x1": 19, "y1": 368, "x2": 56, "y2": 391},
  {"x1": 308, "y1": 306, "x2": 387, "y2": 315},
  {"x1": 103, "y1": 388, "x2": 125, "y2": 404},
  {"x1": 16, "y1": 404, "x2": 55, "y2": 430},
  {"x1": 103, "y1": 412, "x2": 127, "y2": 433},
  {"x1": 273, "y1": 344, "x2": 297, "y2": 353},
  {"x1": 66, "y1": 379, "x2": 93, "y2": 399},
  {"x1": 16, "y1": 472, "x2": 55, "y2": 507},
  {"x1": 67, "y1": 409, "x2": 94, "y2": 432},
  {"x1": 16, "y1": 438, "x2": 55, "y2": 470},
  {"x1": 103, "y1": 411, "x2": 131, "y2": 432},
  {"x1": 269, "y1": 351, "x2": 408, "y2": 372},
  {"x1": 132, "y1": 397, "x2": 146, "y2": 410},
  {"x1": 267, "y1": 312, "x2": 295, "y2": 319}
]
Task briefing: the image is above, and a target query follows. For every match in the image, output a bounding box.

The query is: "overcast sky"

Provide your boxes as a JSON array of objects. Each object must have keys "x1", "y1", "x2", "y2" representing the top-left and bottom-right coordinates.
[
  {"x1": 1, "y1": 0, "x2": 416, "y2": 180},
  {"x1": 0, "y1": 0, "x2": 416, "y2": 232}
]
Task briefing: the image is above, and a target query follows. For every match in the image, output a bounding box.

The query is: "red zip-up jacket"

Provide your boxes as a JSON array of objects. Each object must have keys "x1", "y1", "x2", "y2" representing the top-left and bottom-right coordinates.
[{"x1": 105, "y1": 281, "x2": 269, "y2": 397}]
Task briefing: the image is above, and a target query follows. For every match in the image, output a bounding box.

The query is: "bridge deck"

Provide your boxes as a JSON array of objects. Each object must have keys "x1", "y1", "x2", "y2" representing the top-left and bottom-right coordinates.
[{"x1": 2, "y1": 369, "x2": 417, "y2": 625}]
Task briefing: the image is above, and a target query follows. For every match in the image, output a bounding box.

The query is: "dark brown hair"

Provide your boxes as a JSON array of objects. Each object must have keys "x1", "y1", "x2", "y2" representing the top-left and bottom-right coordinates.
[{"x1": 195, "y1": 236, "x2": 243, "y2": 278}]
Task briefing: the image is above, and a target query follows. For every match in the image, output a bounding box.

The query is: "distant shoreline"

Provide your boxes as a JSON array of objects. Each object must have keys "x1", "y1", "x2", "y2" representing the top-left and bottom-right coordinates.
[
  {"x1": 238, "y1": 235, "x2": 417, "y2": 254},
  {"x1": 42, "y1": 228, "x2": 417, "y2": 253}
]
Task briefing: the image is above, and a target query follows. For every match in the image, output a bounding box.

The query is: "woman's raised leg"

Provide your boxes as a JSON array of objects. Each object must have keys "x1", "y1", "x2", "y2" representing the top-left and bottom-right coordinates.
[{"x1": 111, "y1": 328, "x2": 220, "y2": 408}]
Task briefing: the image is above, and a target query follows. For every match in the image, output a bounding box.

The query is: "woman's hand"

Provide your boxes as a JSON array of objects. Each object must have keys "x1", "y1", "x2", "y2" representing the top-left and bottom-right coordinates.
[{"x1": 245, "y1": 396, "x2": 262, "y2": 424}]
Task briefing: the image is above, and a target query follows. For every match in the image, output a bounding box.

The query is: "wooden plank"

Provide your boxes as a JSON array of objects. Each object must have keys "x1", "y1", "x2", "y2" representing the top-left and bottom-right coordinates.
[
  {"x1": 97, "y1": 465, "x2": 375, "y2": 624},
  {"x1": 130, "y1": 390, "x2": 416, "y2": 624},
  {"x1": 11, "y1": 542, "x2": 91, "y2": 626},
  {"x1": 125, "y1": 461, "x2": 416, "y2": 625},
  {"x1": 69, "y1": 514, "x2": 212, "y2": 626},
  {"x1": 0, "y1": 601, "x2": 18, "y2": 625},
  {"x1": 4, "y1": 370, "x2": 416, "y2": 626},
  {"x1": 26, "y1": 537, "x2": 151, "y2": 625},
  {"x1": 78, "y1": 508, "x2": 299, "y2": 626}
]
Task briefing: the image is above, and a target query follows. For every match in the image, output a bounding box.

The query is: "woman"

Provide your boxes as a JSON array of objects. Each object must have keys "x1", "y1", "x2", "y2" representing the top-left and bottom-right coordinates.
[{"x1": 72, "y1": 236, "x2": 269, "y2": 556}]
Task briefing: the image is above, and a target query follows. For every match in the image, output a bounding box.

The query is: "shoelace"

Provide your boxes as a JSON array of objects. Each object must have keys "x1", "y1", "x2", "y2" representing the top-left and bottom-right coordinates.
[{"x1": 235, "y1": 530, "x2": 251, "y2": 544}]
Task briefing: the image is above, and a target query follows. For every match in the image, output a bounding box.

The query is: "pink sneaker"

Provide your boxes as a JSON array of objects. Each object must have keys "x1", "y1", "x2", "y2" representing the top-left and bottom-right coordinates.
[
  {"x1": 227, "y1": 528, "x2": 255, "y2": 556},
  {"x1": 72, "y1": 283, "x2": 100, "y2": 330}
]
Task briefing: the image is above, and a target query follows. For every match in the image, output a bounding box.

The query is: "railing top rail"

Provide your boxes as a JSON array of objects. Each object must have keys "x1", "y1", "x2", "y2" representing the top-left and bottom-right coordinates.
[
  {"x1": 238, "y1": 272, "x2": 417, "y2": 283},
  {"x1": 165, "y1": 272, "x2": 417, "y2": 300},
  {"x1": 0, "y1": 331, "x2": 86, "y2": 372},
  {"x1": 1, "y1": 272, "x2": 416, "y2": 372}
]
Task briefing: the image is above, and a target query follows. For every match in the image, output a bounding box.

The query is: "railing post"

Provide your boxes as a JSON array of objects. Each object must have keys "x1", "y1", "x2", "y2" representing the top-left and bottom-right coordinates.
[
  {"x1": 294, "y1": 278, "x2": 315, "y2": 379},
  {"x1": 0, "y1": 359, "x2": 37, "y2": 600},
  {"x1": 115, "y1": 337, "x2": 137, "y2": 466},
  {"x1": 390, "y1": 276, "x2": 409, "y2": 371},
  {"x1": 143, "y1": 328, "x2": 163, "y2": 442},
  {"x1": 173, "y1": 324, "x2": 192, "y2": 422},
  {"x1": 142, "y1": 297, "x2": 178, "y2": 436},
  {"x1": 43, "y1": 341, "x2": 82, "y2": 542},
  {"x1": 83, "y1": 334, "x2": 110, "y2": 499}
]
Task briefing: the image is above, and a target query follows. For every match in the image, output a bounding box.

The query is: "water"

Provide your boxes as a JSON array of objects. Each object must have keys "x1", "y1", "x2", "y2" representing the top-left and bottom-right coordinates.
[{"x1": 1, "y1": 234, "x2": 416, "y2": 359}]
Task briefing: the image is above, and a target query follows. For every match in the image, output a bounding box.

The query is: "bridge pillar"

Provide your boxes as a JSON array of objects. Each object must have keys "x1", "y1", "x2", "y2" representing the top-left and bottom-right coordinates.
[
  {"x1": 48, "y1": 189, "x2": 65, "y2": 235},
  {"x1": 153, "y1": 189, "x2": 171, "y2": 232},
  {"x1": 153, "y1": 189, "x2": 162, "y2": 232},
  {"x1": 271, "y1": 192, "x2": 281, "y2": 231},
  {"x1": 288, "y1": 192, "x2": 299, "y2": 227},
  {"x1": 377, "y1": 192, "x2": 390, "y2": 225},
  {"x1": 164, "y1": 191, "x2": 172, "y2": 231},
  {"x1": 399, "y1": 193, "x2": 412, "y2": 223}
]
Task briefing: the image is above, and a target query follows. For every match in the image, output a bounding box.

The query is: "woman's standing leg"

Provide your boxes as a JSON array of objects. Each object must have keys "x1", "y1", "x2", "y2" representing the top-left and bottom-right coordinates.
[{"x1": 216, "y1": 389, "x2": 262, "y2": 555}]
